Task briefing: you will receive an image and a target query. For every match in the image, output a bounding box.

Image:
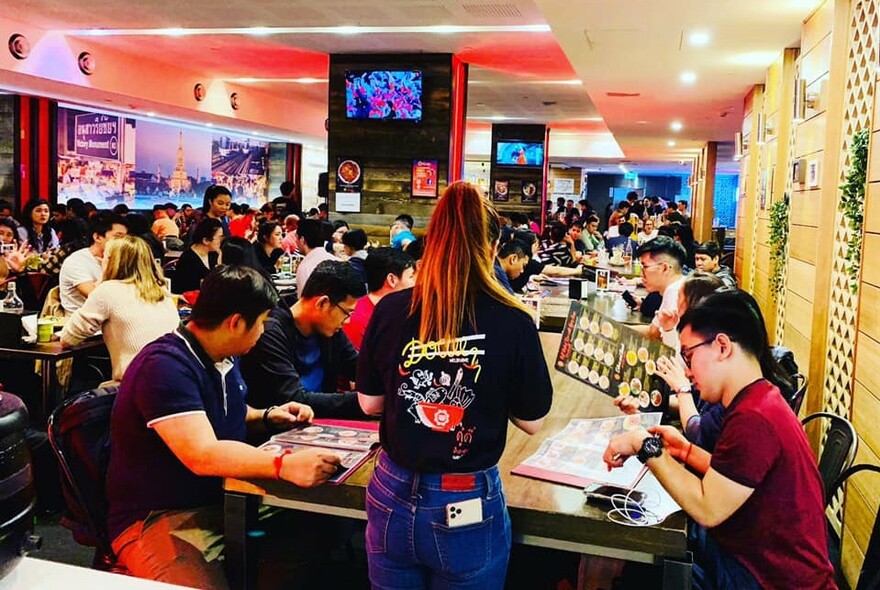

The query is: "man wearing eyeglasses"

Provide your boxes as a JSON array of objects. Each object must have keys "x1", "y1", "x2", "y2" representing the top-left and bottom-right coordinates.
[
  {"x1": 635, "y1": 236, "x2": 687, "y2": 348},
  {"x1": 241, "y1": 260, "x2": 368, "y2": 419},
  {"x1": 603, "y1": 290, "x2": 836, "y2": 590}
]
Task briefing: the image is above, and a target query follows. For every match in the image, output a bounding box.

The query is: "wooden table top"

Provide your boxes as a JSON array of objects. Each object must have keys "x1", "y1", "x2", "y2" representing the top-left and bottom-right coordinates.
[
  {"x1": 226, "y1": 332, "x2": 687, "y2": 561},
  {"x1": 0, "y1": 336, "x2": 106, "y2": 361},
  {"x1": 535, "y1": 285, "x2": 650, "y2": 331}
]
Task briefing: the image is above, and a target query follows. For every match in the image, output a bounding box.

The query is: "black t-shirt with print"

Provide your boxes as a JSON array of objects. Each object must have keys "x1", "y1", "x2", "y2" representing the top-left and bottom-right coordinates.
[{"x1": 357, "y1": 288, "x2": 553, "y2": 473}]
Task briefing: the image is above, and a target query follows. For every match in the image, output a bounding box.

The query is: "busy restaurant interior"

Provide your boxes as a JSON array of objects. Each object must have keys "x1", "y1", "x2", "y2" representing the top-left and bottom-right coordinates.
[{"x1": 0, "y1": 0, "x2": 879, "y2": 589}]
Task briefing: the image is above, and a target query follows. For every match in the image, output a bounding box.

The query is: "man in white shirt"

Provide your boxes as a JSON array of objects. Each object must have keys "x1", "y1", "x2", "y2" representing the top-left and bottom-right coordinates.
[
  {"x1": 59, "y1": 212, "x2": 128, "y2": 313},
  {"x1": 635, "y1": 236, "x2": 686, "y2": 349},
  {"x1": 295, "y1": 218, "x2": 337, "y2": 294}
]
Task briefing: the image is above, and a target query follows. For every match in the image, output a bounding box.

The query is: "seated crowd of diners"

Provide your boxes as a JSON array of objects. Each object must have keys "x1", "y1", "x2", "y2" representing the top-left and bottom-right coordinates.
[{"x1": 0, "y1": 181, "x2": 836, "y2": 590}]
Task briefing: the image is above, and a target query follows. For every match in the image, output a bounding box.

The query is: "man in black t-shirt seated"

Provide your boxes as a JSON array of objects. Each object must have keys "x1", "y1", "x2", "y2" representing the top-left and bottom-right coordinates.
[
  {"x1": 106, "y1": 266, "x2": 341, "y2": 588},
  {"x1": 508, "y1": 230, "x2": 584, "y2": 292},
  {"x1": 241, "y1": 260, "x2": 367, "y2": 418}
]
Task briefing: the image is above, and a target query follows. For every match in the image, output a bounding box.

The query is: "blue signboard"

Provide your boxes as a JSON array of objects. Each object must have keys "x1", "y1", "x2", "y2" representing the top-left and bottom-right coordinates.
[{"x1": 74, "y1": 112, "x2": 120, "y2": 161}]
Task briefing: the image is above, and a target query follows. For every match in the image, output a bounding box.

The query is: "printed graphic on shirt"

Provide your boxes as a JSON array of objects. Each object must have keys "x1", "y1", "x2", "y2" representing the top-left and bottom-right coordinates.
[{"x1": 399, "y1": 334, "x2": 485, "y2": 459}]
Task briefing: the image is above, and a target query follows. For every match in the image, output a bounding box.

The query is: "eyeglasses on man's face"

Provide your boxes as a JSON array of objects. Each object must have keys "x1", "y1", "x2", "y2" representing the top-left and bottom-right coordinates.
[{"x1": 680, "y1": 337, "x2": 715, "y2": 369}]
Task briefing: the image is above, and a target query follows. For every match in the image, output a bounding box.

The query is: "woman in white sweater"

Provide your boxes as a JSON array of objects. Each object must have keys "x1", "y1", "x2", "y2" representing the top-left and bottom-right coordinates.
[{"x1": 60, "y1": 235, "x2": 179, "y2": 383}]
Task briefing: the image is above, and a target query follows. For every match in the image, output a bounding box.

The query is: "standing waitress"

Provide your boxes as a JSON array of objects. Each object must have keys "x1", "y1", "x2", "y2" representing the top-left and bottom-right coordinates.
[{"x1": 357, "y1": 181, "x2": 553, "y2": 589}]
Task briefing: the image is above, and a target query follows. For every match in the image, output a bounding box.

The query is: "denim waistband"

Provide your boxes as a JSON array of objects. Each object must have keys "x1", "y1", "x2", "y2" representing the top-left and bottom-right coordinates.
[{"x1": 376, "y1": 451, "x2": 500, "y2": 496}]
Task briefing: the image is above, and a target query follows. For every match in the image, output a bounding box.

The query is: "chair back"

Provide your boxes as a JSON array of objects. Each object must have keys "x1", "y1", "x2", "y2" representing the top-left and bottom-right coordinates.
[
  {"x1": 826, "y1": 464, "x2": 880, "y2": 590},
  {"x1": 801, "y1": 412, "x2": 858, "y2": 503},
  {"x1": 789, "y1": 373, "x2": 808, "y2": 414},
  {"x1": 47, "y1": 385, "x2": 118, "y2": 556}
]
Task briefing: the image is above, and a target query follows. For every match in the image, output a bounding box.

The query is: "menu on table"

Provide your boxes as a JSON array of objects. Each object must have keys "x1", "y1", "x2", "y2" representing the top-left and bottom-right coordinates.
[
  {"x1": 259, "y1": 419, "x2": 380, "y2": 485},
  {"x1": 512, "y1": 413, "x2": 663, "y2": 488},
  {"x1": 555, "y1": 301, "x2": 674, "y2": 412}
]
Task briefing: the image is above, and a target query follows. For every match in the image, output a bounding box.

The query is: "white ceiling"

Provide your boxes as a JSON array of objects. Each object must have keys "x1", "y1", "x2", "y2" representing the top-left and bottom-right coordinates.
[{"x1": 10, "y1": 0, "x2": 824, "y2": 174}]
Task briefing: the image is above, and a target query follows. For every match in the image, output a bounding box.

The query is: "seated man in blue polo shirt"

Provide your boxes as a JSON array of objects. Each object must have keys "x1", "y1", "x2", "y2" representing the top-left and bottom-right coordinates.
[
  {"x1": 241, "y1": 259, "x2": 367, "y2": 418},
  {"x1": 106, "y1": 265, "x2": 341, "y2": 588}
]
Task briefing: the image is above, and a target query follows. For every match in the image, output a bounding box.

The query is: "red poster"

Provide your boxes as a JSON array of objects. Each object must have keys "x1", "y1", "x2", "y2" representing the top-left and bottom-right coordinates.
[{"x1": 412, "y1": 159, "x2": 439, "y2": 198}]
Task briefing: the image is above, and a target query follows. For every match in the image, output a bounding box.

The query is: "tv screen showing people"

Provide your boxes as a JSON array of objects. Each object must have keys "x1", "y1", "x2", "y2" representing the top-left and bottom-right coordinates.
[{"x1": 495, "y1": 141, "x2": 545, "y2": 166}]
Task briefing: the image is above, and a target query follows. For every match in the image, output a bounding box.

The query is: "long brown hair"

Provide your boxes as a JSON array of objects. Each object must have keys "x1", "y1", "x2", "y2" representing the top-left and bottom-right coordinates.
[
  {"x1": 103, "y1": 236, "x2": 168, "y2": 304},
  {"x1": 411, "y1": 181, "x2": 527, "y2": 343}
]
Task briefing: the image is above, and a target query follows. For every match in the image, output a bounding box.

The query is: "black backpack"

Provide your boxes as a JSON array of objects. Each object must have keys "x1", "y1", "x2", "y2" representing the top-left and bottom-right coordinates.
[{"x1": 47, "y1": 386, "x2": 118, "y2": 555}]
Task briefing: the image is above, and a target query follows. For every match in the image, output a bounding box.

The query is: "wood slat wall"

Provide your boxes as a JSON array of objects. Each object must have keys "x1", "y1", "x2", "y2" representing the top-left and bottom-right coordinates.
[
  {"x1": 846, "y1": 69, "x2": 880, "y2": 586},
  {"x1": 785, "y1": 1, "x2": 835, "y2": 400}
]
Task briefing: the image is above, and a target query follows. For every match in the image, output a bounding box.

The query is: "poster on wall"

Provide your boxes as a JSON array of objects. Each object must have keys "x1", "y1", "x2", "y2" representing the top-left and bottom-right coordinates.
[
  {"x1": 521, "y1": 180, "x2": 538, "y2": 203},
  {"x1": 553, "y1": 178, "x2": 575, "y2": 194},
  {"x1": 335, "y1": 157, "x2": 363, "y2": 212},
  {"x1": 411, "y1": 159, "x2": 438, "y2": 198},
  {"x1": 493, "y1": 180, "x2": 509, "y2": 202},
  {"x1": 57, "y1": 105, "x2": 270, "y2": 209},
  {"x1": 210, "y1": 135, "x2": 270, "y2": 205}
]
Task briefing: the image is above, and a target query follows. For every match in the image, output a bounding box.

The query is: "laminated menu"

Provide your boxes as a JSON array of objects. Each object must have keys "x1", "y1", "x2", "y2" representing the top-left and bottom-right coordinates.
[
  {"x1": 555, "y1": 301, "x2": 674, "y2": 412},
  {"x1": 512, "y1": 413, "x2": 663, "y2": 488},
  {"x1": 259, "y1": 419, "x2": 380, "y2": 485}
]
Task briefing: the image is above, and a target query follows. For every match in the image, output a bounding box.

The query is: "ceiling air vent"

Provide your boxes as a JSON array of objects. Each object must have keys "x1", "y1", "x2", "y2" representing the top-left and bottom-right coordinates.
[
  {"x1": 462, "y1": 4, "x2": 523, "y2": 18},
  {"x1": 606, "y1": 92, "x2": 641, "y2": 98}
]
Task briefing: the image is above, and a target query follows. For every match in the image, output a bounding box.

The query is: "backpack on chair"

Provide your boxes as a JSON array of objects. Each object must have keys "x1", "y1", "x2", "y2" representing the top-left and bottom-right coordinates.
[{"x1": 47, "y1": 385, "x2": 120, "y2": 569}]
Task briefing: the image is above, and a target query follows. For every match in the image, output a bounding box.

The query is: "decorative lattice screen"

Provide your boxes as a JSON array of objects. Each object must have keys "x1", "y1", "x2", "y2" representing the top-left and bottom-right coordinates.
[{"x1": 822, "y1": 0, "x2": 878, "y2": 533}]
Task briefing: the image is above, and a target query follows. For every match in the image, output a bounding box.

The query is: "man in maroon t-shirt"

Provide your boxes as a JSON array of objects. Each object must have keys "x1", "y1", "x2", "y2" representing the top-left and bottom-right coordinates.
[
  {"x1": 342, "y1": 247, "x2": 415, "y2": 350},
  {"x1": 604, "y1": 290, "x2": 836, "y2": 589}
]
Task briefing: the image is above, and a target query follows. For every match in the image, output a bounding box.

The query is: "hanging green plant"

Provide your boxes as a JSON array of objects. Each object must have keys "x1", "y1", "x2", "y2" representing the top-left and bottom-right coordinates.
[
  {"x1": 768, "y1": 197, "x2": 789, "y2": 300},
  {"x1": 839, "y1": 128, "x2": 869, "y2": 293}
]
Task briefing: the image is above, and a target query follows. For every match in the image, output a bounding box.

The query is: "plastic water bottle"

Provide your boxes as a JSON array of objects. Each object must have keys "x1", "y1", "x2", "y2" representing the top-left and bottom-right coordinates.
[
  {"x1": 2, "y1": 282, "x2": 24, "y2": 314},
  {"x1": 623, "y1": 239, "x2": 633, "y2": 272},
  {"x1": 280, "y1": 248, "x2": 292, "y2": 276}
]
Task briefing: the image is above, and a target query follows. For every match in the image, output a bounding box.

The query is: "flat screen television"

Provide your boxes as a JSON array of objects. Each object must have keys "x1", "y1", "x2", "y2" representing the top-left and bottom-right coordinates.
[
  {"x1": 345, "y1": 70, "x2": 423, "y2": 121},
  {"x1": 495, "y1": 141, "x2": 545, "y2": 166}
]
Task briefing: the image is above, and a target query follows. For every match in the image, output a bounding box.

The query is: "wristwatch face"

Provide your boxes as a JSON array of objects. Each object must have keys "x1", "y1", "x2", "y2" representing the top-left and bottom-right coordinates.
[
  {"x1": 678, "y1": 384, "x2": 692, "y2": 394},
  {"x1": 638, "y1": 435, "x2": 663, "y2": 463}
]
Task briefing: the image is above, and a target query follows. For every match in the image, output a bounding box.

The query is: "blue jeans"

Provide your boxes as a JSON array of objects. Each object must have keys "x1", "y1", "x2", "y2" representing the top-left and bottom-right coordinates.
[
  {"x1": 690, "y1": 523, "x2": 761, "y2": 590},
  {"x1": 365, "y1": 452, "x2": 512, "y2": 590}
]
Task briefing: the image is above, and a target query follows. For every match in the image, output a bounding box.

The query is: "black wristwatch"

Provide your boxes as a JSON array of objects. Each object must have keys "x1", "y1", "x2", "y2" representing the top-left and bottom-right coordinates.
[{"x1": 637, "y1": 435, "x2": 663, "y2": 463}]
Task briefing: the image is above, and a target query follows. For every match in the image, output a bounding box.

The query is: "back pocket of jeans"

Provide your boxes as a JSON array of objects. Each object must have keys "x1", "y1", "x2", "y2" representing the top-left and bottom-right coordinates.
[
  {"x1": 365, "y1": 493, "x2": 393, "y2": 554},
  {"x1": 431, "y1": 516, "x2": 494, "y2": 579}
]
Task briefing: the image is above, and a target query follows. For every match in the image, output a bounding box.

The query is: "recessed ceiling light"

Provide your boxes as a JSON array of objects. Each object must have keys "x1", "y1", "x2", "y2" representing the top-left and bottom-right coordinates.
[
  {"x1": 247, "y1": 27, "x2": 273, "y2": 36},
  {"x1": 667, "y1": 140, "x2": 677, "y2": 147},
  {"x1": 636, "y1": 120, "x2": 648, "y2": 125},
  {"x1": 679, "y1": 71, "x2": 697, "y2": 84},
  {"x1": 670, "y1": 121, "x2": 683, "y2": 132},
  {"x1": 688, "y1": 31, "x2": 711, "y2": 46},
  {"x1": 205, "y1": 122, "x2": 214, "y2": 127},
  {"x1": 146, "y1": 111, "x2": 156, "y2": 117},
  {"x1": 161, "y1": 27, "x2": 188, "y2": 37}
]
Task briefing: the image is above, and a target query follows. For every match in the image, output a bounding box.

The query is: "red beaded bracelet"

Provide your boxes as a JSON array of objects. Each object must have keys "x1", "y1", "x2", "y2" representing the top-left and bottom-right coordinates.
[{"x1": 274, "y1": 449, "x2": 293, "y2": 480}]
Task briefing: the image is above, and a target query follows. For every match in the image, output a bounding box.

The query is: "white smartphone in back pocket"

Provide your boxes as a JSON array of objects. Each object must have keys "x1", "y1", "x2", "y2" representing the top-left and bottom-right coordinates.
[{"x1": 445, "y1": 498, "x2": 483, "y2": 528}]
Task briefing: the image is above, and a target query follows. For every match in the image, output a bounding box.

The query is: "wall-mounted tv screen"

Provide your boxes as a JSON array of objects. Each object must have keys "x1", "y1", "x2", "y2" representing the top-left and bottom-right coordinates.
[
  {"x1": 496, "y1": 141, "x2": 545, "y2": 166},
  {"x1": 345, "y1": 70, "x2": 423, "y2": 121}
]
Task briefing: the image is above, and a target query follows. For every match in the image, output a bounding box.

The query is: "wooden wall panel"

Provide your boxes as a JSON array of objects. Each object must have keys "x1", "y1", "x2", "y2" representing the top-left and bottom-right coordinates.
[
  {"x1": 785, "y1": 291, "x2": 815, "y2": 335},
  {"x1": 862, "y1": 235, "x2": 880, "y2": 287},
  {"x1": 866, "y1": 182, "x2": 880, "y2": 232},
  {"x1": 801, "y1": 0, "x2": 833, "y2": 52},
  {"x1": 783, "y1": 320, "x2": 812, "y2": 371},
  {"x1": 790, "y1": 189, "x2": 821, "y2": 226},
  {"x1": 788, "y1": 257, "x2": 817, "y2": 301},
  {"x1": 795, "y1": 114, "x2": 828, "y2": 158},
  {"x1": 789, "y1": 225, "x2": 818, "y2": 264},
  {"x1": 801, "y1": 35, "x2": 834, "y2": 84},
  {"x1": 852, "y1": 381, "x2": 880, "y2": 464},
  {"x1": 855, "y1": 331, "x2": 880, "y2": 396},
  {"x1": 858, "y1": 282, "x2": 880, "y2": 342}
]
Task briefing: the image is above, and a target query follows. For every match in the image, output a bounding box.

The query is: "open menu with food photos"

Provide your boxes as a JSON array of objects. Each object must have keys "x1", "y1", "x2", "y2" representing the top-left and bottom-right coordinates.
[
  {"x1": 259, "y1": 419, "x2": 380, "y2": 485},
  {"x1": 554, "y1": 301, "x2": 675, "y2": 412},
  {"x1": 512, "y1": 413, "x2": 663, "y2": 488}
]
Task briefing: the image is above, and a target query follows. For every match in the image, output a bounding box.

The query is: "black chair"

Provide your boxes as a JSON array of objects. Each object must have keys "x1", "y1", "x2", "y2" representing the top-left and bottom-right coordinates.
[
  {"x1": 825, "y1": 464, "x2": 880, "y2": 590},
  {"x1": 801, "y1": 412, "x2": 858, "y2": 503},
  {"x1": 788, "y1": 373, "x2": 808, "y2": 415},
  {"x1": 46, "y1": 385, "x2": 125, "y2": 572}
]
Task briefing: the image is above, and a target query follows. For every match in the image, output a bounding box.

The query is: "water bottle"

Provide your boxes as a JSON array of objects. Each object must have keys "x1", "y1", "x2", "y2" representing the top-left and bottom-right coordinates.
[
  {"x1": 623, "y1": 239, "x2": 633, "y2": 272},
  {"x1": 280, "y1": 248, "x2": 292, "y2": 276},
  {"x1": 2, "y1": 282, "x2": 24, "y2": 314}
]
